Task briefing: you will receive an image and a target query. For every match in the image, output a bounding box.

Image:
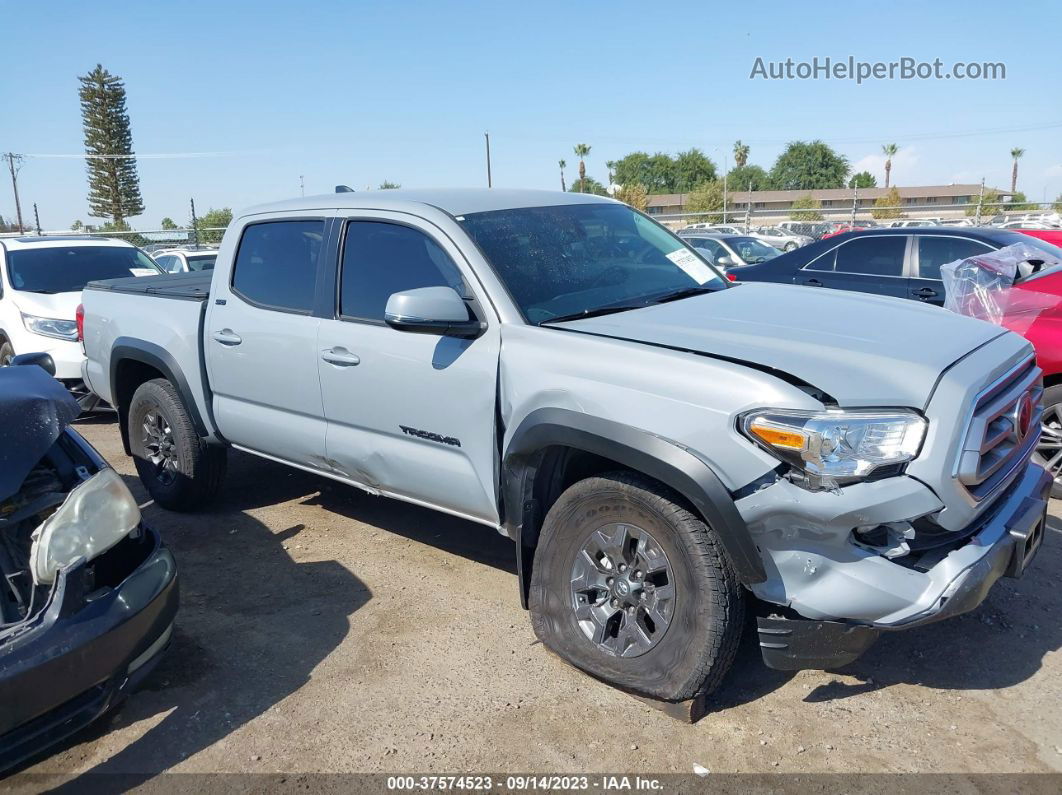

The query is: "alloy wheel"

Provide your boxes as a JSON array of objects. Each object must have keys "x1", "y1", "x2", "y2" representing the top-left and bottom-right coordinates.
[
  {"x1": 142, "y1": 409, "x2": 179, "y2": 486},
  {"x1": 569, "y1": 522, "x2": 675, "y2": 658},
  {"x1": 1038, "y1": 404, "x2": 1062, "y2": 487}
]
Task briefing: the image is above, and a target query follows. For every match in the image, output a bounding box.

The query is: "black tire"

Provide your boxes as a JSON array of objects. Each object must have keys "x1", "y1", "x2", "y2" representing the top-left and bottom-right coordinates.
[
  {"x1": 128, "y1": 378, "x2": 226, "y2": 511},
  {"x1": 1040, "y1": 384, "x2": 1062, "y2": 499},
  {"x1": 0, "y1": 340, "x2": 13, "y2": 366},
  {"x1": 528, "y1": 471, "x2": 744, "y2": 701}
]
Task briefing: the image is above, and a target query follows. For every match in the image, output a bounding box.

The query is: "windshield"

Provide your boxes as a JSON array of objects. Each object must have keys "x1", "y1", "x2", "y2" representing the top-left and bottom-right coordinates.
[
  {"x1": 187, "y1": 254, "x2": 217, "y2": 271},
  {"x1": 6, "y1": 245, "x2": 161, "y2": 293},
  {"x1": 727, "y1": 237, "x2": 781, "y2": 264},
  {"x1": 459, "y1": 203, "x2": 727, "y2": 323}
]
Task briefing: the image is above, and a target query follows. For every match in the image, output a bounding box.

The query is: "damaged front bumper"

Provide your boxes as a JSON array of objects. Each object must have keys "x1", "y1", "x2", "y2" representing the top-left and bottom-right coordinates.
[{"x1": 737, "y1": 460, "x2": 1050, "y2": 670}]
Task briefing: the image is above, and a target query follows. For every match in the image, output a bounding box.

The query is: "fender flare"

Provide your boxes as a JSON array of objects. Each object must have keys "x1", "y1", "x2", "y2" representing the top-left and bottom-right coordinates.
[
  {"x1": 502, "y1": 408, "x2": 767, "y2": 607},
  {"x1": 110, "y1": 338, "x2": 209, "y2": 452}
]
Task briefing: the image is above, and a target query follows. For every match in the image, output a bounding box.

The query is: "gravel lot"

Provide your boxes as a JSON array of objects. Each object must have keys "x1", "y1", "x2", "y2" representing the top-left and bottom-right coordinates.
[{"x1": 9, "y1": 415, "x2": 1062, "y2": 781}]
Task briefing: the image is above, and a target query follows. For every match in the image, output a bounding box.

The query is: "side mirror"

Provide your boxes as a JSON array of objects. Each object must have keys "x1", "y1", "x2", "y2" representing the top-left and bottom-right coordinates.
[
  {"x1": 384, "y1": 286, "x2": 484, "y2": 338},
  {"x1": 10, "y1": 352, "x2": 56, "y2": 376},
  {"x1": 715, "y1": 255, "x2": 735, "y2": 268}
]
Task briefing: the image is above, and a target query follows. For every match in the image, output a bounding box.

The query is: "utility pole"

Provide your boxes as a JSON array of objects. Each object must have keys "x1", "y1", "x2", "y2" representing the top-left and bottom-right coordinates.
[
  {"x1": 850, "y1": 183, "x2": 858, "y2": 227},
  {"x1": 4, "y1": 153, "x2": 25, "y2": 233},
  {"x1": 190, "y1": 197, "x2": 199, "y2": 247},
  {"x1": 484, "y1": 132, "x2": 492, "y2": 188},
  {"x1": 300, "y1": 175, "x2": 305, "y2": 197},
  {"x1": 33, "y1": 203, "x2": 42, "y2": 236},
  {"x1": 975, "y1": 178, "x2": 985, "y2": 225},
  {"x1": 744, "y1": 180, "x2": 752, "y2": 232},
  {"x1": 722, "y1": 153, "x2": 728, "y2": 224}
]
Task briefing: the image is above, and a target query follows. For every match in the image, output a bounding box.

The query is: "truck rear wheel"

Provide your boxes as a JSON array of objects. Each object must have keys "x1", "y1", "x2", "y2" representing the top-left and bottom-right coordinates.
[
  {"x1": 128, "y1": 378, "x2": 226, "y2": 511},
  {"x1": 528, "y1": 471, "x2": 744, "y2": 701}
]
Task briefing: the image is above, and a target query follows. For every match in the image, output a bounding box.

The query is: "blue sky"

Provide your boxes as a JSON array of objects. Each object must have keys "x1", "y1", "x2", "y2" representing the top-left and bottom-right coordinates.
[{"x1": 1, "y1": 0, "x2": 1060, "y2": 229}]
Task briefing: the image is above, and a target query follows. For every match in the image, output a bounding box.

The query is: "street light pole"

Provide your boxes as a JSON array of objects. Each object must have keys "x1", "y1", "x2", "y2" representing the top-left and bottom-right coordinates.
[{"x1": 484, "y1": 132, "x2": 492, "y2": 188}]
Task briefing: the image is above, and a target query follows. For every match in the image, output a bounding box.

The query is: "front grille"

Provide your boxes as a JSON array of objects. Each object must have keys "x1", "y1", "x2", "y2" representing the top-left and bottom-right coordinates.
[{"x1": 955, "y1": 357, "x2": 1043, "y2": 501}]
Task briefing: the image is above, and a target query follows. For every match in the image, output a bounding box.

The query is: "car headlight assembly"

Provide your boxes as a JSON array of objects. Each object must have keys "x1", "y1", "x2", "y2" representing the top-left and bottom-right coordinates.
[
  {"x1": 30, "y1": 468, "x2": 142, "y2": 585},
  {"x1": 21, "y1": 312, "x2": 79, "y2": 341},
  {"x1": 741, "y1": 409, "x2": 926, "y2": 491}
]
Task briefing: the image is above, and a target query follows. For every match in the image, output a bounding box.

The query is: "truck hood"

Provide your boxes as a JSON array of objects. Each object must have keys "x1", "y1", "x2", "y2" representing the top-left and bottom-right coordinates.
[
  {"x1": 11, "y1": 290, "x2": 81, "y2": 321},
  {"x1": 557, "y1": 282, "x2": 1007, "y2": 408}
]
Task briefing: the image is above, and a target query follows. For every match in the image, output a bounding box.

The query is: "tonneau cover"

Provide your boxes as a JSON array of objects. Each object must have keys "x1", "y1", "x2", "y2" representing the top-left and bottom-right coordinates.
[
  {"x1": 85, "y1": 271, "x2": 212, "y2": 301},
  {"x1": 0, "y1": 367, "x2": 80, "y2": 502}
]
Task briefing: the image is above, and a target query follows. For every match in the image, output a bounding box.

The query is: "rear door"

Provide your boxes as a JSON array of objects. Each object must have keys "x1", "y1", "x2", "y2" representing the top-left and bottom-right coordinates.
[
  {"x1": 204, "y1": 215, "x2": 331, "y2": 468},
  {"x1": 798, "y1": 234, "x2": 910, "y2": 299},
  {"x1": 910, "y1": 234, "x2": 996, "y2": 306},
  {"x1": 316, "y1": 214, "x2": 501, "y2": 524}
]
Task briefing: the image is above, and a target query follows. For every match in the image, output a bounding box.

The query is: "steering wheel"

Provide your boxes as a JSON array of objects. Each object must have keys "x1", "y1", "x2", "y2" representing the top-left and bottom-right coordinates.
[{"x1": 589, "y1": 265, "x2": 630, "y2": 288}]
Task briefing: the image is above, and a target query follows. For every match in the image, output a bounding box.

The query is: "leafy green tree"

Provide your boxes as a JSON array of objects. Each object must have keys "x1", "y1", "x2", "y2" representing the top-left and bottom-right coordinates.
[
  {"x1": 672, "y1": 149, "x2": 717, "y2": 192},
  {"x1": 685, "y1": 181, "x2": 726, "y2": 223},
  {"x1": 70, "y1": 219, "x2": 85, "y2": 231},
  {"x1": 769, "y1": 140, "x2": 849, "y2": 191},
  {"x1": 871, "y1": 186, "x2": 904, "y2": 219},
  {"x1": 726, "y1": 164, "x2": 770, "y2": 192},
  {"x1": 378, "y1": 181, "x2": 401, "y2": 189},
  {"x1": 881, "y1": 143, "x2": 898, "y2": 188},
  {"x1": 789, "y1": 193, "x2": 824, "y2": 221},
  {"x1": 192, "y1": 207, "x2": 233, "y2": 244},
  {"x1": 78, "y1": 64, "x2": 144, "y2": 224},
  {"x1": 605, "y1": 160, "x2": 616, "y2": 185},
  {"x1": 733, "y1": 140, "x2": 750, "y2": 168},
  {"x1": 848, "y1": 171, "x2": 877, "y2": 189},
  {"x1": 568, "y1": 176, "x2": 608, "y2": 196},
  {"x1": 1006, "y1": 191, "x2": 1038, "y2": 211},
  {"x1": 573, "y1": 144, "x2": 591, "y2": 192},
  {"x1": 614, "y1": 183, "x2": 648, "y2": 212},
  {"x1": 966, "y1": 188, "x2": 1002, "y2": 218},
  {"x1": 1010, "y1": 147, "x2": 1025, "y2": 193},
  {"x1": 613, "y1": 151, "x2": 671, "y2": 193},
  {"x1": 160, "y1": 217, "x2": 178, "y2": 230},
  {"x1": 558, "y1": 159, "x2": 567, "y2": 191}
]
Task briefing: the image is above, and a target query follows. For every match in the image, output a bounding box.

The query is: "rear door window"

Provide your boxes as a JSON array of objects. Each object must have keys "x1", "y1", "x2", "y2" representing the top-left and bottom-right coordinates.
[
  {"x1": 916, "y1": 236, "x2": 994, "y2": 280},
  {"x1": 231, "y1": 221, "x2": 324, "y2": 313},
  {"x1": 834, "y1": 236, "x2": 907, "y2": 276}
]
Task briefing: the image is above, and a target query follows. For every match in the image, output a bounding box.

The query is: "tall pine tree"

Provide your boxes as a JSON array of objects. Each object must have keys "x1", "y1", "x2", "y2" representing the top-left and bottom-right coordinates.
[{"x1": 78, "y1": 65, "x2": 144, "y2": 225}]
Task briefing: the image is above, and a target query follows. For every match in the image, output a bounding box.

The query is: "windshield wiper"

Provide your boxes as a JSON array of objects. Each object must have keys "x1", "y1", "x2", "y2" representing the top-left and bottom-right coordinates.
[
  {"x1": 539, "y1": 303, "x2": 647, "y2": 325},
  {"x1": 645, "y1": 286, "x2": 718, "y2": 304}
]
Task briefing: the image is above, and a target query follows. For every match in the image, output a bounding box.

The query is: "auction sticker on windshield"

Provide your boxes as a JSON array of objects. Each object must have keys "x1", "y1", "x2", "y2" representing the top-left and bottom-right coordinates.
[{"x1": 665, "y1": 248, "x2": 715, "y2": 284}]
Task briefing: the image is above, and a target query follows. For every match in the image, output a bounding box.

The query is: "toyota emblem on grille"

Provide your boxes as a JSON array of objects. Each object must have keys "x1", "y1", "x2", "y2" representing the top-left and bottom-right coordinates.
[{"x1": 1015, "y1": 392, "x2": 1035, "y2": 442}]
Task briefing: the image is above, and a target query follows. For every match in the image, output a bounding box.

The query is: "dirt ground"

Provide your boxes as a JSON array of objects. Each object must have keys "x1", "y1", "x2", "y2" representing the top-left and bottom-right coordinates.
[{"x1": 9, "y1": 415, "x2": 1062, "y2": 781}]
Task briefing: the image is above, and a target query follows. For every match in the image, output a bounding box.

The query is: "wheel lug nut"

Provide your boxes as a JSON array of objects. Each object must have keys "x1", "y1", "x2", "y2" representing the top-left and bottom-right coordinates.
[
  {"x1": 611, "y1": 599, "x2": 620, "y2": 608},
  {"x1": 606, "y1": 577, "x2": 613, "y2": 585},
  {"x1": 634, "y1": 570, "x2": 642, "y2": 579},
  {"x1": 619, "y1": 564, "x2": 627, "y2": 572}
]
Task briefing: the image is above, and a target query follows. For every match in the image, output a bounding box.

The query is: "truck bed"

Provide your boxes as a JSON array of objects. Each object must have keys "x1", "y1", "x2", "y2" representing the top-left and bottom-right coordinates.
[{"x1": 85, "y1": 272, "x2": 212, "y2": 301}]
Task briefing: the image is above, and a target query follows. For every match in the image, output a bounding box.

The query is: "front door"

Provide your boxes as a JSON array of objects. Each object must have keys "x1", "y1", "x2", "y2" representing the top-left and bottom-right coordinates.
[
  {"x1": 204, "y1": 216, "x2": 330, "y2": 468},
  {"x1": 316, "y1": 215, "x2": 501, "y2": 525},
  {"x1": 798, "y1": 234, "x2": 910, "y2": 300}
]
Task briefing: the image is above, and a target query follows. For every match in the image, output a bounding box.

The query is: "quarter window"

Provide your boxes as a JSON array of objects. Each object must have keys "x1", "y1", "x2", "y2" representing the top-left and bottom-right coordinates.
[
  {"x1": 834, "y1": 236, "x2": 907, "y2": 276},
  {"x1": 917, "y1": 236, "x2": 994, "y2": 280},
  {"x1": 231, "y1": 221, "x2": 324, "y2": 313},
  {"x1": 339, "y1": 221, "x2": 468, "y2": 322}
]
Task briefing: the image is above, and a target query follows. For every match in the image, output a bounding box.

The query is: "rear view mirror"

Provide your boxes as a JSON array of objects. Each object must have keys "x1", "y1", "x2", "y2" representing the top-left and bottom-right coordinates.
[
  {"x1": 384, "y1": 286, "x2": 484, "y2": 338},
  {"x1": 10, "y1": 352, "x2": 56, "y2": 376}
]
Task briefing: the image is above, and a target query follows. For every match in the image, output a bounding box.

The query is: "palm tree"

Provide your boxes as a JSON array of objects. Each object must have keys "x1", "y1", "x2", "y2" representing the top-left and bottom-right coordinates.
[
  {"x1": 1010, "y1": 147, "x2": 1025, "y2": 193},
  {"x1": 558, "y1": 159, "x2": 567, "y2": 192},
  {"x1": 606, "y1": 160, "x2": 616, "y2": 185},
  {"x1": 733, "y1": 140, "x2": 749, "y2": 169},
  {"x1": 573, "y1": 144, "x2": 591, "y2": 192},
  {"x1": 881, "y1": 143, "x2": 898, "y2": 188}
]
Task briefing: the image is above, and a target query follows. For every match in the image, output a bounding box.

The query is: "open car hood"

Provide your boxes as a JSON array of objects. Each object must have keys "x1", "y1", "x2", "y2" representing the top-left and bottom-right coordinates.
[{"x1": 0, "y1": 367, "x2": 80, "y2": 502}]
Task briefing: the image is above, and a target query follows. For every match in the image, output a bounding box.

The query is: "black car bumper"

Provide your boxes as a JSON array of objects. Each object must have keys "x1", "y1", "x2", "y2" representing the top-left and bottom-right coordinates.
[{"x1": 0, "y1": 525, "x2": 178, "y2": 773}]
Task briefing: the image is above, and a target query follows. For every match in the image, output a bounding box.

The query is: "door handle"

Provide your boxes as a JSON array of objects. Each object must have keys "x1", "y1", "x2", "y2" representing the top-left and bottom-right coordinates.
[
  {"x1": 915, "y1": 287, "x2": 938, "y2": 298},
  {"x1": 803, "y1": 278, "x2": 823, "y2": 287},
  {"x1": 212, "y1": 329, "x2": 242, "y2": 346},
  {"x1": 321, "y1": 347, "x2": 361, "y2": 367}
]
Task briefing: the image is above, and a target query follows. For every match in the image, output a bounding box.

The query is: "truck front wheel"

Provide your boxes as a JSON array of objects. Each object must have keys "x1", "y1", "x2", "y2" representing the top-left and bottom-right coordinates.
[
  {"x1": 128, "y1": 378, "x2": 226, "y2": 511},
  {"x1": 528, "y1": 472, "x2": 744, "y2": 701}
]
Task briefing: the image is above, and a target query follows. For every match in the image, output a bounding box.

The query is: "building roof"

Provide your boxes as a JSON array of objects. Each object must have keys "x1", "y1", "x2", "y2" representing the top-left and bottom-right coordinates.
[
  {"x1": 646, "y1": 184, "x2": 1006, "y2": 207},
  {"x1": 241, "y1": 188, "x2": 616, "y2": 219}
]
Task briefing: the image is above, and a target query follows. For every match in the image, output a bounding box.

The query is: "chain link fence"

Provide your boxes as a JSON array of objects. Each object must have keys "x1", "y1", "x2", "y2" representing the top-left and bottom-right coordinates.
[{"x1": 0, "y1": 227, "x2": 229, "y2": 253}]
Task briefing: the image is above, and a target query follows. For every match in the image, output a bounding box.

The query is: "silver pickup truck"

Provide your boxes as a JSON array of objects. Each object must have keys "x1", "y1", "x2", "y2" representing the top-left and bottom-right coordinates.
[{"x1": 81, "y1": 189, "x2": 1049, "y2": 702}]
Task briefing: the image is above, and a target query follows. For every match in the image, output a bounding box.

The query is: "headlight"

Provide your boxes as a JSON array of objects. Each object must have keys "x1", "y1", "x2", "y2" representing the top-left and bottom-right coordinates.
[
  {"x1": 29, "y1": 468, "x2": 142, "y2": 584},
  {"x1": 741, "y1": 408, "x2": 926, "y2": 489},
  {"x1": 21, "y1": 312, "x2": 79, "y2": 341}
]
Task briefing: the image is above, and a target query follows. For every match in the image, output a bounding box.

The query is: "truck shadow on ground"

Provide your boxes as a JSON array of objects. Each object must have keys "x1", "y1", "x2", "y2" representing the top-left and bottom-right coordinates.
[
  {"x1": 39, "y1": 449, "x2": 374, "y2": 784},
  {"x1": 712, "y1": 519, "x2": 1062, "y2": 712}
]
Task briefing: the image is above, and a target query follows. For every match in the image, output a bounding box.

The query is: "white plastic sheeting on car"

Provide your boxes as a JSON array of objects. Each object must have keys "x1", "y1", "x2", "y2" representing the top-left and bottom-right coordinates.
[{"x1": 941, "y1": 242, "x2": 1062, "y2": 327}]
